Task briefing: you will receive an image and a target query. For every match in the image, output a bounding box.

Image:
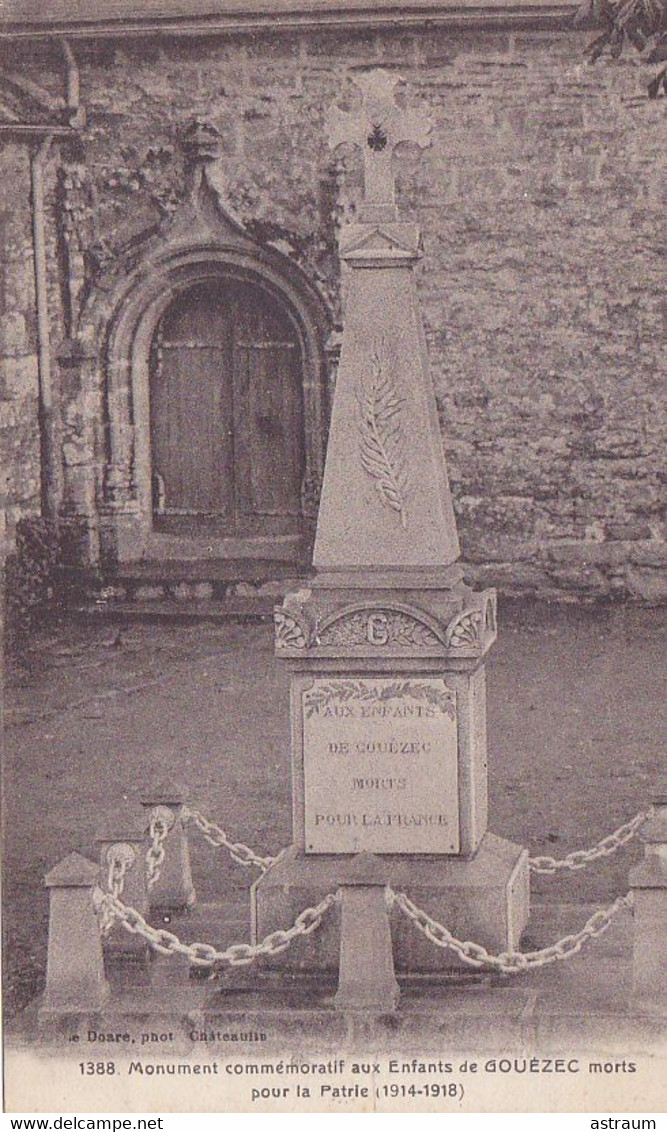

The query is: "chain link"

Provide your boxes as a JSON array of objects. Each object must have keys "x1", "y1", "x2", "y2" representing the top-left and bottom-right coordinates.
[
  {"x1": 92, "y1": 886, "x2": 339, "y2": 967},
  {"x1": 176, "y1": 805, "x2": 651, "y2": 879},
  {"x1": 391, "y1": 889, "x2": 634, "y2": 974},
  {"x1": 529, "y1": 808, "x2": 652, "y2": 874},
  {"x1": 182, "y1": 806, "x2": 277, "y2": 873},
  {"x1": 99, "y1": 843, "x2": 136, "y2": 936},
  {"x1": 146, "y1": 807, "x2": 173, "y2": 890}
]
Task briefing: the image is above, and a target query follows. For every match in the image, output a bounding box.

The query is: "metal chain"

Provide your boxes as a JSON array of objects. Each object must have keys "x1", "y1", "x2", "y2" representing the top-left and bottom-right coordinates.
[
  {"x1": 157, "y1": 805, "x2": 651, "y2": 881},
  {"x1": 99, "y1": 843, "x2": 136, "y2": 936},
  {"x1": 391, "y1": 889, "x2": 634, "y2": 974},
  {"x1": 146, "y1": 807, "x2": 173, "y2": 890},
  {"x1": 182, "y1": 805, "x2": 277, "y2": 873},
  {"x1": 529, "y1": 808, "x2": 652, "y2": 875},
  {"x1": 92, "y1": 886, "x2": 339, "y2": 967}
]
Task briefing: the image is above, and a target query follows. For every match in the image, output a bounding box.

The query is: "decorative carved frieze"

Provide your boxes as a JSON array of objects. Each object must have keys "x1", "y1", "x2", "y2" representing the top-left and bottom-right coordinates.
[
  {"x1": 317, "y1": 608, "x2": 442, "y2": 649},
  {"x1": 303, "y1": 678, "x2": 455, "y2": 720},
  {"x1": 275, "y1": 593, "x2": 497, "y2": 657},
  {"x1": 274, "y1": 611, "x2": 310, "y2": 650},
  {"x1": 444, "y1": 608, "x2": 483, "y2": 649},
  {"x1": 443, "y1": 592, "x2": 497, "y2": 652}
]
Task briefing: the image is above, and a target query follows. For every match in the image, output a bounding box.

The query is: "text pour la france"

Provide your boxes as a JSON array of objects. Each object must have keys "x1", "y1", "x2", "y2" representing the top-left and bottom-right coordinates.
[{"x1": 314, "y1": 813, "x2": 451, "y2": 827}]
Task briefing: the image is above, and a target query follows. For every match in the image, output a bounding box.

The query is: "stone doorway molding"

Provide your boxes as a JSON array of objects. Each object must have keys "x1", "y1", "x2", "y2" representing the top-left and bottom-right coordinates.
[{"x1": 78, "y1": 165, "x2": 331, "y2": 567}]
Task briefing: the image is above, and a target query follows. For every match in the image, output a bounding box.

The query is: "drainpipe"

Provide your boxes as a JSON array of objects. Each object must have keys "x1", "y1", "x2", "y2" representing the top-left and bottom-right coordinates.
[
  {"x1": 62, "y1": 40, "x2": 85, "y2": 127},
  {"x1": 31, "y1": 132, "x2": 61, "y2": 520}
]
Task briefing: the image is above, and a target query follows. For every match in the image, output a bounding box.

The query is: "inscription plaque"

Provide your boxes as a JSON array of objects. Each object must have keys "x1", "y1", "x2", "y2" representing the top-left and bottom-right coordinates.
[{"x1": 302, "y1": 677, "x2": 459, "y2": 854}]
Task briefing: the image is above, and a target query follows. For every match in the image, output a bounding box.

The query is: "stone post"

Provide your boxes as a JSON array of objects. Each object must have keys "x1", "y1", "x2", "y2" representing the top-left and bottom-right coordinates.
[
  {"x1": 629, "y1": 788, "x2": 667, "y2": 1015},
  {"x1": 41, "y1": 852, "x2": 109, "y2": 1017},
  {"x1": 141, "y1": 785, "x2": 196, "y2": 913},
  {"x1": 97, "y1": 808, "x2": 149, "y2": 959},
  {"x1": 334, "y1": 855, "x2": 400, "y2": 1013}
]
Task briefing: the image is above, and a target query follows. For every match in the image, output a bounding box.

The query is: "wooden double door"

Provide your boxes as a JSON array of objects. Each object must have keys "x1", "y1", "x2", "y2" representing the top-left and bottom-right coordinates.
[{"x1": 149, "y1": 280, "x2": 305, "y2": 536}]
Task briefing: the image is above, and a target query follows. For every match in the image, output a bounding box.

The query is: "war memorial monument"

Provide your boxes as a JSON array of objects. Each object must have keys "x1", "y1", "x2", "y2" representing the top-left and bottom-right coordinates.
[{"x1": 9, "y1": 68, "x2": 664, "y2": 1116}]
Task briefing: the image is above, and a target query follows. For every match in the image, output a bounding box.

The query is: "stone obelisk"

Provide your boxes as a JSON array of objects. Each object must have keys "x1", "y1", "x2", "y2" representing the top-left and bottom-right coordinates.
[{"x1": 253, "y1": 72, "x2": 529, "y2": 984}]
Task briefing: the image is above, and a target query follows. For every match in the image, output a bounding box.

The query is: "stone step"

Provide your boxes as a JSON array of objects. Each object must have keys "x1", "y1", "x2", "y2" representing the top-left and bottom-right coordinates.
[
  {"x1": 115, "y1": 558, "x2": 308, "y2": 584},
  {"x1": 70, "y1": 562, "x2": 310, "y2": 621},
  {"x1": 74, "y1": 596, "x2": 278, "y2": 623}
]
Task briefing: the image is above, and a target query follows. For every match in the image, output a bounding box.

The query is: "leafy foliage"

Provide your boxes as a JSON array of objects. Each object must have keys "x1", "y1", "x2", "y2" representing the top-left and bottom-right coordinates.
[
  {"x1": 4, "y1": 517, "x2": 64, "y2": 658},
  {"x1": 575, "y1": 0, "x2": 667, "y2": 96}
]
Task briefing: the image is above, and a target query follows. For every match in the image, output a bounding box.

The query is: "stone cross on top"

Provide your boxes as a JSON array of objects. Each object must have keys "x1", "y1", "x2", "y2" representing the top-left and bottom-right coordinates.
[{"x1": 326, "y1": 70, "x2": 432, "y2": 221}]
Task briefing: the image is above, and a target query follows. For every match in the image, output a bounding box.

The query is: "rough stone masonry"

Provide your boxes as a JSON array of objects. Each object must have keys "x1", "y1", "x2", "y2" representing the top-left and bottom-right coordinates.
[{"x1": 0, "y1": 13, "x2": 664, "y2": 601}]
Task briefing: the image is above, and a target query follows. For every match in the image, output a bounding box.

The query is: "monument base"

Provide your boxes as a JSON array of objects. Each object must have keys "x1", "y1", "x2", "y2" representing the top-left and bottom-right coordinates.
[{"x1": 252, "y1": 833, "x2": 529, "y2": 974}]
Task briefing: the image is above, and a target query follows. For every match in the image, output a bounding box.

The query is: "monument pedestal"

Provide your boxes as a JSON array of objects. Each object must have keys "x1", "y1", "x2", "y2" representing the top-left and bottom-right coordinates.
[
  {"x1": 277, "y1": 584, "x2": 498, "y2": 855},
  {"x1": 253, "y1": 835, "x2": 529, "y2": 973}
]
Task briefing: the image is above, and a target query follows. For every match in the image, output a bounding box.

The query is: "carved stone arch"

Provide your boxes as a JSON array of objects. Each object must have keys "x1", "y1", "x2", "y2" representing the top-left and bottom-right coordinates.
[{"x1": 80, "y1": 173, "x2": 331, "y2": 564}]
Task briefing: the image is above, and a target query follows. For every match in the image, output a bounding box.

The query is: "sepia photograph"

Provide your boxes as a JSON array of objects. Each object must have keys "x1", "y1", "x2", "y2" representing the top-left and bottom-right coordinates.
[{"x1": 1, "y1": 0, "x2": 665, "y2": 1116}]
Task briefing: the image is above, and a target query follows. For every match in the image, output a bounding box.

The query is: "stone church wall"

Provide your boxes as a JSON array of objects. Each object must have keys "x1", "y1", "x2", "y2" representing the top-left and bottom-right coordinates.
[
  {"x1": 1, "y1": 23, "x2": 664, "y2": 600},
  {"x1": 0, "y1": 144, "x2": 42, "y2": 540}
]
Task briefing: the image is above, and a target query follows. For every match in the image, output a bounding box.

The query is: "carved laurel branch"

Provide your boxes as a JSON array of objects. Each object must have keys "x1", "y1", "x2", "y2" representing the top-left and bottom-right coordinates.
[
  {"x1": 317, "y1": 611, "x2": 440, "y2": 648},
  {"x1": 358, "y1": 338, "x2": 409, "y2": 528},
  {"x1": 304, "y1": 679, "x2": 454, "y2": 720}
]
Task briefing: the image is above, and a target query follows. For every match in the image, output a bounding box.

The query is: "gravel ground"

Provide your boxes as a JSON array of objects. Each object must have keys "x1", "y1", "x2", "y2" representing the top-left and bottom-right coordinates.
[{"x1": 2, "y1": 599, "x2": 665, "y2": 1019}]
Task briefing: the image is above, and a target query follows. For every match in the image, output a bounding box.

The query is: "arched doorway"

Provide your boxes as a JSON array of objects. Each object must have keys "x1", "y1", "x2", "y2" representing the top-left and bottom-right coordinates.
[
  {"x1": 86, "y1": 223, "x2": 330, "y2": 567},
  {"x1": 149, "y1": 278, "x2": 305, "y2": 538}
]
